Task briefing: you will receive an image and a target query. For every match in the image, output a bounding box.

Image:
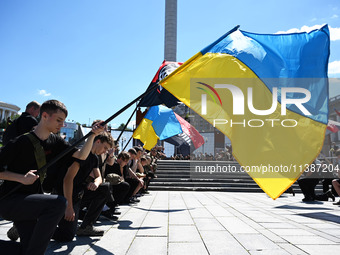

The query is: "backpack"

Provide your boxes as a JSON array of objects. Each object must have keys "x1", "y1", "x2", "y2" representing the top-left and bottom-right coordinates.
[{"x1": 2, "y1": 118, "x2": 19, "y2": 146}]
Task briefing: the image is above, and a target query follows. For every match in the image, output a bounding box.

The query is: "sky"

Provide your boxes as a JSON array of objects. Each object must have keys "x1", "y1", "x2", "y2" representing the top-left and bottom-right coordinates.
[{"x1": 1, "y1": 0, "x2": 340, "y2": 129}]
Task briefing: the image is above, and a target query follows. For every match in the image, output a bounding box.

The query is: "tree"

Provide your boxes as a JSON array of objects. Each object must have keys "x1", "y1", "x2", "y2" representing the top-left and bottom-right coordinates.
[
  {"x1": 0, "y1": 119, "x2": 6, "y2": 129},
  {"x1": 117, "y1": 123, "x2": 132, "y2": 131}
]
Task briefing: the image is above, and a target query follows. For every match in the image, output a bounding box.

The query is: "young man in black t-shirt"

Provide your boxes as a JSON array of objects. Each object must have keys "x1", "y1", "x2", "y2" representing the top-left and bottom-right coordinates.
[
  {"x1": 124, "y1": 148, "x2": 143, "y2": 203},
  {"x1": 0, "y1": 100, "x2": 104, "y2": 255},
  {"x1": 52, "y1": 132, "x2": 115, "y2": 241},
  {"x1": 104, "y1": 151, "x2": 131, "y2": 205}
]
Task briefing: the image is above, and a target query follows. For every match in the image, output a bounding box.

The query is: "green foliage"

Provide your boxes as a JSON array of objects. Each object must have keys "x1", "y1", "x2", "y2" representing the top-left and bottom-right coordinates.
[
  {"x1": 117, "y1": 123, "x2": 132, "y2": 131},
  {"x1": 0, "y1": 119, "x2": 6, "y2": 129},
  {"x1": 0, "y1": 114, "x2": 20, "y2": 129}
]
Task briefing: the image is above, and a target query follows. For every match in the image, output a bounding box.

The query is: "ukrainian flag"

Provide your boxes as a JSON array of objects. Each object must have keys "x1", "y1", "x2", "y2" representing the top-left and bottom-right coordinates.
[
  {"x1": 133, "y1": 105, "x2": 183, "y2": 150},
  {"x1": 160, "y1": 25, "x2": 330, "y2": 199}
]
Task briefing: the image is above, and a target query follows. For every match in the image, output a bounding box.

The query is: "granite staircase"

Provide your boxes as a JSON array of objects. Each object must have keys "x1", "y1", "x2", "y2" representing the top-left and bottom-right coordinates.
[{"x1": 148, "y1": 160, "x2": 325, "y2": 194}]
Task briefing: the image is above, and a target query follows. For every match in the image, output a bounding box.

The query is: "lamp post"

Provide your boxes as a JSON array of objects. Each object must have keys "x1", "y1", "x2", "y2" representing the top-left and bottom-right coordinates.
[{"x1": 121, "y1": 136, "x2": 126, "y2": 151}]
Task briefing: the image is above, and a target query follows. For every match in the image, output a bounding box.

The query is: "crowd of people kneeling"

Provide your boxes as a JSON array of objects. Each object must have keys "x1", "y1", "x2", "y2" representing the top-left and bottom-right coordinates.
[{"x1": 0, "y1": 100, "x2": 158, "y2": 255}]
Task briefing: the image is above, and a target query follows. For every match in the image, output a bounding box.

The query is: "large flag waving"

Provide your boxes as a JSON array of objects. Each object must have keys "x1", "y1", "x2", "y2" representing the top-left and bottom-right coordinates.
[
  {"x1": 160, "y1": 25, "x2": 330, "y2": 199},
  {"x1": 139, "y1": 60, "x2": 183, "y2": 108}
]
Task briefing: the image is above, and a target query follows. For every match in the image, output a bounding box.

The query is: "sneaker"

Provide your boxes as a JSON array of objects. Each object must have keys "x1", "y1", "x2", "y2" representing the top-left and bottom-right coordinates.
[
  {"x1": 130, "y1": 197, "x2": 140, "y2": 203},
  {"x1": 112, "y1": 210, "x2": 121, "y2": 215},
  {"x1": 302, "y1": 196, "x2": 314, "y2": 202},
  {"x1": 76, "y1": 225, "x2": 104, "y2": 236},
  {"x1": 7, "y1": 226, "x2": 19, "y2": 241},
  {"x1": 333, "y1": 200, "x2": 340, "y2": 205},
  {"x1": 326, "y1": 191, "x2": 335, "y2": 202},
  {"x1": 101, "y1": 210, "x2": 119, "y2": 221}
]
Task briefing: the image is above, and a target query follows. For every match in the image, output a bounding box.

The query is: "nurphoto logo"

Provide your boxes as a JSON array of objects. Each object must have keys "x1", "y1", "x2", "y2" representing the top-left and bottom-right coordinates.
[{"x1": 195, "y1": 79, "x2": 313, "y2": 128}]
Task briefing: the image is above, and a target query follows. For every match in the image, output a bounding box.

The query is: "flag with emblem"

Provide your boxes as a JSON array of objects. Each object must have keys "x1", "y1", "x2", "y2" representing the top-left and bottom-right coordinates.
[{"x1": 160, "y1": 25, "x2": 330, "y2": 199}]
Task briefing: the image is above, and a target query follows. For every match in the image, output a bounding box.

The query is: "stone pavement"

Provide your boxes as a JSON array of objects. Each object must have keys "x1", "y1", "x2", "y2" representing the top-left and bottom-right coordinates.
[{"x1": 1, "y1": 191, "x2": 340, "y2": 254}]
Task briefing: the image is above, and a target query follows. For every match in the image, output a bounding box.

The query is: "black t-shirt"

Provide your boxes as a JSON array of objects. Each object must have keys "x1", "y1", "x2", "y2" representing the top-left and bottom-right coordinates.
[
  {"x1": 105, "y1": 162, "x2": 121, "y2": 177},
  {"x1": 0, "y1": 132, "x2": 72, "y2": 196},
  {"x1": 105, "y1": 162, "x2": 129, "y2": 179},
  {"x1": 72, "y1": 152, "x2": 99, "y2": 195}
]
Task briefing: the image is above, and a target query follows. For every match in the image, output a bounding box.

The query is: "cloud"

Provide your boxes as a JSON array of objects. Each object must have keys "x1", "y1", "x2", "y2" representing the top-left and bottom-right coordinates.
[
  {"x1": 276, "y1": 24, "x2": 340, "y2": 41},
  {"x1": 331, "y1": 14, "x2": 338, "y2": 19},
  {"x1": 329, "y1": 61, "x2": 340, "y2": 74},
  {"x1": 331, "y1": 27, "x2": 340, "y2": 40},
  {"x1": 38, "y1": 89, "x2": 51, "y2": 97}
]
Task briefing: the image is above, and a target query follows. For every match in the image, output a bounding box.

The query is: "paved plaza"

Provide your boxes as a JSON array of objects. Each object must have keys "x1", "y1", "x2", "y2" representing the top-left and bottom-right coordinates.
[{"x1": 1, "y1": 191, "x2": 340, "y2": 254}]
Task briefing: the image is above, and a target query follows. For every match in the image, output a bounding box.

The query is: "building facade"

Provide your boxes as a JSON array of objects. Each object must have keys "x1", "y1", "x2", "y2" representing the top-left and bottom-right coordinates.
[{"x1": 0, "y1": 101, "x2": 20, "y2": 122}]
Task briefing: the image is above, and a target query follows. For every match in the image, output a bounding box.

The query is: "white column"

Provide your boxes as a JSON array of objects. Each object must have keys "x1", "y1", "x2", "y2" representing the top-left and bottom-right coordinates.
[
  {"x1": 4, "y1": 110, "x2": 9, "y2": 120},
  {"x1": 10, "y1": 110, "x2": 16, "y2": 119}
]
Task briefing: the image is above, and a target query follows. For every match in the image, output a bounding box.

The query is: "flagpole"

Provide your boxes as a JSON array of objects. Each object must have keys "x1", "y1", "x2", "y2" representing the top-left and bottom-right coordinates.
[
  {"x1": 116, "y1": 105, "x2": 138, "y2": 142},
  {"x1": 123, "y1": 136, "x2": 133, "y2": 151},
  {"x1": 116, "y1": 81, "x2": 154, "y2": 143},
  {"x1": 0, "y1": 82, "x2": 159, "y2": 200}
]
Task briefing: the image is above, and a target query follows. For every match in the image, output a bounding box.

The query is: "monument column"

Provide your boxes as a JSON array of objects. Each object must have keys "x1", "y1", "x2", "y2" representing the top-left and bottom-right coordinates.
[{"x1": 164, "y1": 0, "x2": 177, "y2": 62}]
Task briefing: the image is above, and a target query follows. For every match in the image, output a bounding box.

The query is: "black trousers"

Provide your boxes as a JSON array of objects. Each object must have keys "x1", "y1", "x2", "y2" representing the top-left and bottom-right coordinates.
[
  {"x1": 298, "y1": 178, "x2": 319, "y2": 199},
  {"x1": 111, "y1": 181, "x2": 130, "y2": 204},
  {"x1": 322, "y1": 178, "x2": 337, "y2": 194},
  {"x1": 144, "y1": 172, "x2": 155, "y2": 189},
  {"x1": 298, "y1": 178, "x2": 330, "y2": 201},
  {"x1": 125, "y1": 178, "x2": 139, "y2": 200},
  {"x1": 81, "y1": 185, "x2": 107, "y2": 226},
  {"x1": 0, "y1": 193, "x2": 66, "y2": 255},
  {"x1": 53, "y1": 186, "x2": 107, "y2": 242},
  {"x1": 52, "y1": 196, "x2": 82, "y2": 242},
  {"x1": 99, "y1": 182, "x2": 116, "y2": 209},
  {"x1": 0, "y1": 240, "x2": 21, "y2": 255}
]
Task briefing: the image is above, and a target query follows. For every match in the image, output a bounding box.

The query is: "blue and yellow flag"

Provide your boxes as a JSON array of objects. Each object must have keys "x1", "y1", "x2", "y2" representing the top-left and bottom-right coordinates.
[
  {"x1": 160, "y1": 25, "x2": 330, "y2": 199},
  {"x1": 133, "y1": 105, "x2": 183, "y2": 150}
]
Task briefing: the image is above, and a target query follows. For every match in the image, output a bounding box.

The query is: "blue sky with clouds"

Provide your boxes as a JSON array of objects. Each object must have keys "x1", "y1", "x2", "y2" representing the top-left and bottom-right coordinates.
[{"x1": 0, "y1": 0, "x2": 339, "y2": 128}]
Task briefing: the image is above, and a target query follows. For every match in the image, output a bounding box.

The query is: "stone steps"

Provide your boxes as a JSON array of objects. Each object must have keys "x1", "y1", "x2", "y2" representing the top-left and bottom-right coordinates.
[
  {"x1": 148, "y1": 160, "x2": 310, "y2": 193},
  {"x1": 148, "y1": 186, "x2": 265, "y2": 192}
]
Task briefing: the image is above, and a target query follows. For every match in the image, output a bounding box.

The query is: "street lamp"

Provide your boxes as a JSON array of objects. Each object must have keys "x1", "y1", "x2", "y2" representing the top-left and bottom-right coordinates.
[{"x1": 121, "y1": 136, "x2": 126, "y2": 151}]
